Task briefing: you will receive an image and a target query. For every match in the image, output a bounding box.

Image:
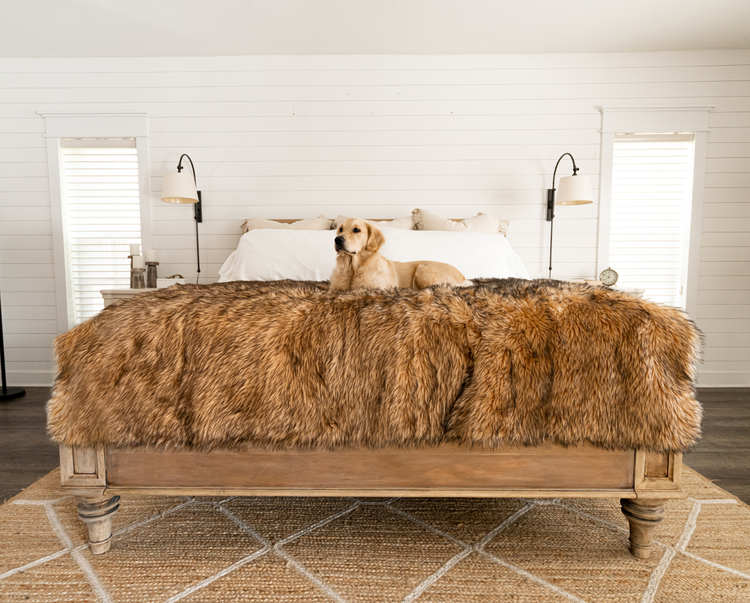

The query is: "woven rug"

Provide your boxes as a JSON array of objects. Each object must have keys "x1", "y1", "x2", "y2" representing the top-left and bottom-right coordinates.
[{"x1": 1, "y1": 467, "x2": 748, "y2": 603}]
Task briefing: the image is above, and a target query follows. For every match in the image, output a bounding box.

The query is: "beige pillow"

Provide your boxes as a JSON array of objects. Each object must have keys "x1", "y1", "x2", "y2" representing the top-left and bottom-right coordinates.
[
  {"x1": 240, "y1": 214, "x2": 332, "y2": 234},
  {"x1": 411, "y1": 208, "x2": 509, "y2": 236},
  {"x1": 331, "y1": 215, "x2": 415, "y2": 230}
]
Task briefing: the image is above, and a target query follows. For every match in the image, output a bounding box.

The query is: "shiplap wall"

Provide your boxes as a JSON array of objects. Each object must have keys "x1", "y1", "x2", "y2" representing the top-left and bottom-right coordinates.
[{"x1": 0, "y1": 51, "x2": 748, "y2": 386}]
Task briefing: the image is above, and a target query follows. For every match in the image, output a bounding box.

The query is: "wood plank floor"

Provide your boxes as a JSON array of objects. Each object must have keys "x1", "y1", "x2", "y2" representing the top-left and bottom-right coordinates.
[
  {"x1": 683, "y1": 387, "x2": 750, "y2": 504},
  {"x1": 0, "y1": 387, "x2": 59, "y2": 503},
  {"x1": 1, "y1": 387, "x2": 749, "y2": 504}
]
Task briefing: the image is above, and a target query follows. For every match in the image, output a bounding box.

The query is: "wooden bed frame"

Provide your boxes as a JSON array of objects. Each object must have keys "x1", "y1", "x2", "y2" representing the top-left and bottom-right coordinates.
[
  {"x1": 59, "y1": 442, "x2": 685, "y2": 559},
  {"x1": 65, "y1": 217, "x2": 686, "y2": 559}
]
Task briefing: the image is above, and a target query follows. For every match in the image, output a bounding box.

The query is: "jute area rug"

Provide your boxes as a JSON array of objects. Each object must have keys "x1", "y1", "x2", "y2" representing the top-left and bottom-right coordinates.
[{"x1": 1, "y1": 466, "x2": 748, "y2": 603}]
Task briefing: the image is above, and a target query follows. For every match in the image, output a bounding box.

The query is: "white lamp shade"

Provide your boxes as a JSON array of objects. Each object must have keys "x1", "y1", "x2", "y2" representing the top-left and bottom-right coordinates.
[
  {"x1": 556, "y1": 174, "x2": 593, "y2": 206},
  {"x1": 161, "y1": 171, "x2": 199, "y2": 204}
]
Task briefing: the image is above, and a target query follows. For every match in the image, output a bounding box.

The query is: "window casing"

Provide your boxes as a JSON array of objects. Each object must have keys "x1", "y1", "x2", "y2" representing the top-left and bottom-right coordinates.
[
  {"x1": 41, "y1": 112, "x2": 151, "y2": 332},
  {"x1": 598, "y1": 106, "x2": 711, "y2": 319}
]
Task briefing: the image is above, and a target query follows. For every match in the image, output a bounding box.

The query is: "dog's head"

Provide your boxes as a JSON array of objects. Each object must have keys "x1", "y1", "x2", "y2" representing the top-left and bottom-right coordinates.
[{"x1": 334, "y1": 218, "x2": 385, "y2": 256}]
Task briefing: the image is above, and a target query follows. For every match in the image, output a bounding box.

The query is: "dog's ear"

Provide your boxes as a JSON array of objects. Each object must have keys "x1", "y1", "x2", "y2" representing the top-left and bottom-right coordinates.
[{"x1": 365, "y1": 223, "x2": 385, "y2": 252}]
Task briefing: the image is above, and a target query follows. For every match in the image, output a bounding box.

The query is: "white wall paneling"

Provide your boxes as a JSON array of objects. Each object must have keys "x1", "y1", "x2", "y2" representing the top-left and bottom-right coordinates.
[{"x1": 0, "y1": 51, "x2": 748, "y2": 386}]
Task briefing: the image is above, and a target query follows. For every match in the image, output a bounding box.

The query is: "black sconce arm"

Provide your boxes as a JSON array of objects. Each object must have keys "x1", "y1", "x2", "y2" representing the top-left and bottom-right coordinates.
[
  {"x1": 176, "y1": 154, "x2": 202, "y2": 223},
  {"x1": 546, "y1": 152, "x2": 579, "y2": 222}
]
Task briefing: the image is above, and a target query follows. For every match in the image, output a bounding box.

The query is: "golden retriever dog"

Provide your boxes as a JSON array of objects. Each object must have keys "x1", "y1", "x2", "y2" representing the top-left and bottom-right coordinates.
[{"x1": 330, "y1": 218, "x2": 466, "y2": 291}]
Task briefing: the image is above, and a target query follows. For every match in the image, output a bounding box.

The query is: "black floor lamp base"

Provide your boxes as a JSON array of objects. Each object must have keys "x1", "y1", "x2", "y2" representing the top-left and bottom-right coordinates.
[{"x1": 1, "y1": 387, "x2": 25, "y2": 401}]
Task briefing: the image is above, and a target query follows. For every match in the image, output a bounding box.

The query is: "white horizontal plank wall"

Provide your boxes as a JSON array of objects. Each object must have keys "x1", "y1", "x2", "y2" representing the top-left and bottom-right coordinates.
[{"x1": 0, "y1": 50, "x2": 748, "y2": 386}]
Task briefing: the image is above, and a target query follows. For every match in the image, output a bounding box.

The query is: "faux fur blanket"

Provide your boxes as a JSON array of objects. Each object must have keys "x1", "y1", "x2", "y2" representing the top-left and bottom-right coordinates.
[{"x1": 47, "y1": 279, "x2": 702, "y2": 453}]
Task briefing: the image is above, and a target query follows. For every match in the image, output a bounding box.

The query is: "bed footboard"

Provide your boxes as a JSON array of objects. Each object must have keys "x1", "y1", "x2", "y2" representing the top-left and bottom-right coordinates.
[{"x1": 59, "y1": 443, "x2": 684, "y2": 558}]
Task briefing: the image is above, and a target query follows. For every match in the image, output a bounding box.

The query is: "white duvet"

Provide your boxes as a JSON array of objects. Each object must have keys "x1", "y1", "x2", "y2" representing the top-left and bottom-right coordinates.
[{"x1": 218, "y1": 226, "x2": 530, "y2": 283}]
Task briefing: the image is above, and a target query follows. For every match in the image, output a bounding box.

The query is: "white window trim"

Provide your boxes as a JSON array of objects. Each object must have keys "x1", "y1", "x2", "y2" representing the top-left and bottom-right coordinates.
[
  {"x1": 40, "y1": 112, "x2": 151, "y2": 333},
  {"x1": 598, "y1": 105, "x2": 712, "y2": 318}
]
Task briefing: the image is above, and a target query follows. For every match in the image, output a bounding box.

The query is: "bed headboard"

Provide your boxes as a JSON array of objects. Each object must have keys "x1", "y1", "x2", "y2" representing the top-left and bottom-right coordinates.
[{"x1": 270, "y1": 218, "x2": 465, "y2": 224}]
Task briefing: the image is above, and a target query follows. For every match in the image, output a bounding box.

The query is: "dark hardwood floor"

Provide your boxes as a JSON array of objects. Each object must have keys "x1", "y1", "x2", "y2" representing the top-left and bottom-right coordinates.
[
  {"x1": 1, "y1": 387, "x2": 749, "y2": 504},
  {"x1": 683, "y1": 388, "x2": 750, "y2": 504},
  {"x1": 1, "y1": 387, "x2": 59, "y2": 503}
]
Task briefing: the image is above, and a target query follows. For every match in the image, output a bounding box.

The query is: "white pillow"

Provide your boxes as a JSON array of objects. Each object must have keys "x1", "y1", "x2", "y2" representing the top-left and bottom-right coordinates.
[
  {"x1": 412, "y1": 208, "x2": 509, "y2": 236},
  {"x1": 218, "y1": 227, "x2": 529, "y2": 283},
  {"x1": 240, "y1": 214, "x2": 332, "y2": 234},
  {"x1": 219, "y1": 230, "x2": 337, "y2": 282},
  {"x1": 379, "y1": 228, "x2": 529, "y2": 280},
  {"x1": 332, "y1": 215, "x2": 415, "y2": 230}
]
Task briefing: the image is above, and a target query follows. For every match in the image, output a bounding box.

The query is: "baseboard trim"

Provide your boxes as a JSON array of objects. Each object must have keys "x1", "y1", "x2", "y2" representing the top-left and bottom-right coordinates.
[
  {"x1": 4, "y1": 371, "x2": 54, "y2": 388},
  {"x1": 697, "y1": 371, "x2": 750, "y2": 387}
]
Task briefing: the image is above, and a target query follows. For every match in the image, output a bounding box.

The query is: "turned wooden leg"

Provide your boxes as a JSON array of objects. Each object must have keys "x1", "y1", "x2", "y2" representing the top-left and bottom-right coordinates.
[
  {"x1": 76, "y1": 495, "x2": 121, "y2": 555},
  {"x1": 621, "y1": 498, "x2": 667, "y2": 559}
]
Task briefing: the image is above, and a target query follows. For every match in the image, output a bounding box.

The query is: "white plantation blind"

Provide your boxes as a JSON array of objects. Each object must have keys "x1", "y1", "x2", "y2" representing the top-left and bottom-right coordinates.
[
  {"x1": 609, "y1": 134, "x2": 695, "y2": 308},
  {"x1": 61, "y1": 140, "x2": 141, "y2": 323}
]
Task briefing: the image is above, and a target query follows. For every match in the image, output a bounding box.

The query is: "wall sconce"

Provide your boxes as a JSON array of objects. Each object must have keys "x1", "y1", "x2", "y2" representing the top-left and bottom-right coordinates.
[
  {"x1": 546, "y1": 153, "x2": 593, "y2": 279},
  {"x1": 161, "y1": 154, "x2": 202, "y2": 283}
]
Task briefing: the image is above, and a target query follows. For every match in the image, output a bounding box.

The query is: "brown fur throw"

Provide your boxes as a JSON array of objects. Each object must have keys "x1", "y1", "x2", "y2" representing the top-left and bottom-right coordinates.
[{"x1": 47, "y1": 279, "x2": 702, "y2": 453}]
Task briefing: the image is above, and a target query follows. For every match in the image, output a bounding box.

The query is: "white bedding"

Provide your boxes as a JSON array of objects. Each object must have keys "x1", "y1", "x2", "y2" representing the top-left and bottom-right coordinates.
[{"x1": 218, "y1": 226, "x2": 530, "y2": 283}]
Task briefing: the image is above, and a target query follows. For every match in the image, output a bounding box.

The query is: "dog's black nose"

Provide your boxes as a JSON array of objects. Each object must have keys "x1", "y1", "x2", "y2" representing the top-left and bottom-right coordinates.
[{"x1": 334, "y1": 236, "x2": 344, "y2": 247}]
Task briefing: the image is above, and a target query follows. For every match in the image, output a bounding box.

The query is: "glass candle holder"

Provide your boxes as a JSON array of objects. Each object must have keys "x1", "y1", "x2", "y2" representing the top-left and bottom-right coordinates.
[
  {"x1": 131, "y1": 268, "x2": 146, "y2": 289},
  {"x1": 146, "y1": 262, "x2": 159, "y2": 288}
]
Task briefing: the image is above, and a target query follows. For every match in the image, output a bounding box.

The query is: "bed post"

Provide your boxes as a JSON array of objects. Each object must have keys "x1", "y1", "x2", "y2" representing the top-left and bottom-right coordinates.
[
  {"x1": 620, "y1": 498, "x2": 667, "y2": 559},
  {"x1": 59, "y1": 445, "x2": 120, "y2": 554},
  {"x1": 624, "y1": 449, "x2": 685, "y2": 559},
  {"x1": 76, "y1": 495, "x2": 121, "y2": 554}
]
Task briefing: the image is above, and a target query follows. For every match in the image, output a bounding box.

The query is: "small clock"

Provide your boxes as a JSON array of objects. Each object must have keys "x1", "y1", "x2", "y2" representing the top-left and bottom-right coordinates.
[{"x1": 599, "y1": 267, "x2": 619, "y2": 287}]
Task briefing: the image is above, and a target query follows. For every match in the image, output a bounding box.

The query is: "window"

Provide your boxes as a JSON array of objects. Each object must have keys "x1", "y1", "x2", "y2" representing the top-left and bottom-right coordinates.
[
  {"x1": 598, "y1": 106, "x2": 711, "y2": 318},
  {"x1": 60, "y1": 140, "x2": 142, "y2": 323},
  {"x1": 608, "y1": 134, "x2": 695, "y2": 308},
  {"x1": 41, "y1": 112, "x2": 151, "y2": 332}
]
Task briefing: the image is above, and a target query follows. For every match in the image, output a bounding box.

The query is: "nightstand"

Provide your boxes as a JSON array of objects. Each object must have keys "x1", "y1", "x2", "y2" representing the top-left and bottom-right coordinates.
[
  {"x1": 615, "y1": 287, "x2": 645, "y2": 298},
  {"x1": 101, "y1": 288, "x2": 157, "y2": 308}
]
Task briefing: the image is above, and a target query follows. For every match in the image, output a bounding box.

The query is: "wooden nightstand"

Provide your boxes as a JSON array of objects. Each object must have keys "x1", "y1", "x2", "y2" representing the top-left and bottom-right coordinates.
[
  {"x1": 101, "y1": 278, "x2": 188, "y2": 308},
  {"x1": 101, "y1": 288, "x2": 157, "y2": 308}
]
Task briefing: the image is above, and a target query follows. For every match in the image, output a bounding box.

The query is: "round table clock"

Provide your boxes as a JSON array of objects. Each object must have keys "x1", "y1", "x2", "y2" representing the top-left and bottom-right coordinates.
[{"x1": 599, "y1": 267, "x2": 619, "y2": 287}]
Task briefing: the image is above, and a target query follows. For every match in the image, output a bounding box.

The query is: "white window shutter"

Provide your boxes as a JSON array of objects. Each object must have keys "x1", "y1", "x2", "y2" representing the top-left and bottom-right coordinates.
[
  {"x1": 609, "y1": 134, "x2": 695, "y2": 308},
  {"x1": 61, "y1": 142, "x2": 141, "y2": 324}
]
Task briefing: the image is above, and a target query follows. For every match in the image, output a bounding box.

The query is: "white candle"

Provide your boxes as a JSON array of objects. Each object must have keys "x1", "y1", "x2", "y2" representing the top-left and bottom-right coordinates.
[
  {"x1": 145, "y1": 250, "x2": 158, "y2": 263},
  {"x1": 132, "y1": 256, "x2": 145, "y2": 269},
  {"x1": 130, "y1": 243, "x2": 140, "y2": 256}
]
